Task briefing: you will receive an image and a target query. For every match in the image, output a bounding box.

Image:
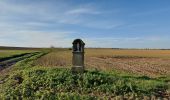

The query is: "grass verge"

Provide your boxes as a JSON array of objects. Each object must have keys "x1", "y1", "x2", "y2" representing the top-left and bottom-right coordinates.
[{"x1": 0, "y1": 50, "x2": 169, "y2": 99}]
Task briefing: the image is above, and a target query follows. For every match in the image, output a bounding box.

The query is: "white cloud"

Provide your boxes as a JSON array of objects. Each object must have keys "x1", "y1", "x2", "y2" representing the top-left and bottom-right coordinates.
[
  {"x1": 0, "y1": 0, "x2": 123, "y2": 30},
  {"x1": 83, "y1": 36, "x2": 170, "y2": 48},
  {"x1": 83, "y1": 20, "x2": 125, "y2": 29},
  {"x1": 0, "y1": 30, "x2": 74, "y2": 47},
  {"x1": 66, "y1": 8, "x2": 101, "y2": 15}
]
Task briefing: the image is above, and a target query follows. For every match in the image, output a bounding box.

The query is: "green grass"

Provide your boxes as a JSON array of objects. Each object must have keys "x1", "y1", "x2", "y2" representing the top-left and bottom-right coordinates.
[
  {"x1": 0, "y1": 67, "x2": 168, "y2": 99},
  {"x1": 0, "y1": 50, "x2": 37, "y2": 59},
  {"x1": 0, "y1": 51, "x2": 169, "y2": 99}
]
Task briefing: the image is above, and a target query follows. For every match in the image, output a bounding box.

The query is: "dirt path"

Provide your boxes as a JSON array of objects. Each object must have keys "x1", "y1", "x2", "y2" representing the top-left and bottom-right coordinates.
[
  {"x1": 0, "y1": 53, "x2": 37, "y2": 71},
  {"x1": 0, "y1": 52, "x2": 41, "y2": 84},
  {"x1": 0, "y1": 53, "x2": 30, "y2": 62}
]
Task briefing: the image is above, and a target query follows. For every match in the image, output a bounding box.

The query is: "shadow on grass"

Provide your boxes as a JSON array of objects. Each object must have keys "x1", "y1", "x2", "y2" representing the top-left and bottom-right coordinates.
[{"x1": 121, "y1": 75, "x2": 170, "y2": 83}]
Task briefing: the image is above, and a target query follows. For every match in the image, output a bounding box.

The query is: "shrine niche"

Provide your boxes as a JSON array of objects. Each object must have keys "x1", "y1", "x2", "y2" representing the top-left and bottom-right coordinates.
[{"x1": 72, "y1": 39, "x2": 85, "y2": 73}]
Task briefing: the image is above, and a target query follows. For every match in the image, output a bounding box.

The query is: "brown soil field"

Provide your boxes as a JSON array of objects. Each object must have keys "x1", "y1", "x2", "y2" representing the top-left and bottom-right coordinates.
[{"x1": 35, "y1": 49, "x2": 170, "y2": 77}]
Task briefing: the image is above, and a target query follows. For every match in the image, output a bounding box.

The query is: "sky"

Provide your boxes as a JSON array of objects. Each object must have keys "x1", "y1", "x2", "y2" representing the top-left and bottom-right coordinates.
[{"x1": 0, "y1": 0, "x2": 170, "y2": 48}]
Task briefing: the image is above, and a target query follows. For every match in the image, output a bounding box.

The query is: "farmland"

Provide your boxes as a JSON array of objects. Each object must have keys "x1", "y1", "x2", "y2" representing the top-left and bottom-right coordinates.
[
  {"x1": 36, "y1": 49, "x2": 170, "y2": 77},
  {"x1": 0, "y1": 48, "x2": 170, "y2": 99}
]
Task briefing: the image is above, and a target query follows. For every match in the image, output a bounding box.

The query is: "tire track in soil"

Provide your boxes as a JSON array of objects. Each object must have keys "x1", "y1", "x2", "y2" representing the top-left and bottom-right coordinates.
[
  {"x1": 0, "y1": 53, "x2": 30, "y2": 62},
  {"x1": 0, "y1": 53, "x2": 39, "y2": 84},
  {"x1": 0, "y1": 52, "x2": 38, "y2": 71}
]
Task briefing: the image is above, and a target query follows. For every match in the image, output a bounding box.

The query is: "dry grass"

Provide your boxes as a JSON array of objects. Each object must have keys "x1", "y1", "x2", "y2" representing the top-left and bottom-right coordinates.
[
  {"x1": 35, "y1": 48, "x2": 170, "y2": 77},
  {"x1": 35, "y1": 49, "x2": 72, "y2": 67}
]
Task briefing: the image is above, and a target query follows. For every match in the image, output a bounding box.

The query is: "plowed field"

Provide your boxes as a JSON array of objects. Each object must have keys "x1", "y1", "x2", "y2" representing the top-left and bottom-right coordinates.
[{"x1": 36, "y1": 49, "x2": 170, "y2": 77}]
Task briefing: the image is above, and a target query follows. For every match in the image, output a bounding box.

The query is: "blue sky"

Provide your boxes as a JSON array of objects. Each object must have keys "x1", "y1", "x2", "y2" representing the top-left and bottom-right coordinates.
[{"x1": 0, "y1": 0, "x2": 170, "y2": 48}]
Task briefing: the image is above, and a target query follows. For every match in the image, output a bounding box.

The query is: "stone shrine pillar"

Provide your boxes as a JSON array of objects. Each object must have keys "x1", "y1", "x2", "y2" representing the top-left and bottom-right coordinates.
[{"x1": 72, "y1": 39, "x2": 85, "y2": 73}]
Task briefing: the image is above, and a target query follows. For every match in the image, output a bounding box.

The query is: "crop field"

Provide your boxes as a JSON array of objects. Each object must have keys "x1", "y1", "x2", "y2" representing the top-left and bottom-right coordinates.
[
  {"x1": 36, "y1": 49, "x2": 170, "y2": 77},
  {"x1": 0, "y1": 48, "x2": 170, "y2": 99}
]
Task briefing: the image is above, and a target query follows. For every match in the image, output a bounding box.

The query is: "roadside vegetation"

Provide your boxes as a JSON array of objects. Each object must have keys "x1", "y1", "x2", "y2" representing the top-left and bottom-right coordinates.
[
  {"x1": 0, "y1": 48, "x2": 169, "y2": 99},
  {"x1": 0, "y1": 50, "x2": 36, "y2": 60}
]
